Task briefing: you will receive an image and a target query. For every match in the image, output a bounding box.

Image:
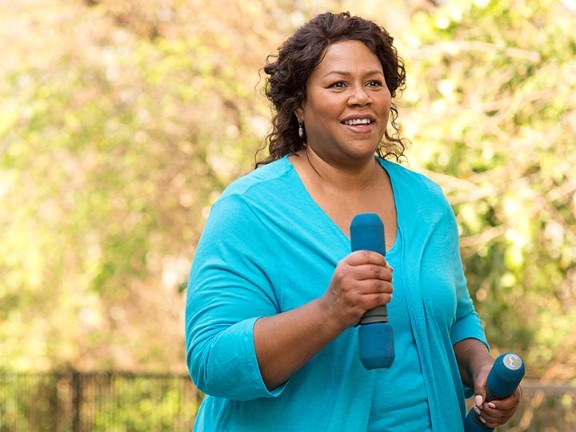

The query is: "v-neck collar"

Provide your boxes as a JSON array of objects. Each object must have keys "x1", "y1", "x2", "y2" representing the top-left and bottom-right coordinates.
[{"x1": 284, "y1": 155, "x2": 400, "y2": 252}]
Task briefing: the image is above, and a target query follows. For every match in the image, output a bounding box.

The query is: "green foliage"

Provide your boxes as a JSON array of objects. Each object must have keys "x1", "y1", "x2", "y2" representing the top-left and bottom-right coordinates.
[
  {"x1": 0, "y1": 0, "x2": 574, "y2": 382},
  {"x1": 89, "y1": 375, "x2": 196, "y2": 431},
  {"x1": 0, "y1": 0, "x2": 269, "y2": 371},
  {"x1": 399, "y1": 0, "x2": 576, "y2": 378},
  {"x1": 0, "y1": 372, "x2": 197, "y2": 431}
]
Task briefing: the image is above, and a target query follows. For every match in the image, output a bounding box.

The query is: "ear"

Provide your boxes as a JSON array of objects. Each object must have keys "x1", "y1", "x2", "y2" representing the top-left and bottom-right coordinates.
[{"x1": 295, "y1": 105, "x2": 304, "y2": 122}]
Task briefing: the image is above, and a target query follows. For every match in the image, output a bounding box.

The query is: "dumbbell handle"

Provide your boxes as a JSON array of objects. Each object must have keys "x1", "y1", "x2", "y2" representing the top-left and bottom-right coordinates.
[{"x1": 464, "y1": 353, "x2": 525, "y2": 432}]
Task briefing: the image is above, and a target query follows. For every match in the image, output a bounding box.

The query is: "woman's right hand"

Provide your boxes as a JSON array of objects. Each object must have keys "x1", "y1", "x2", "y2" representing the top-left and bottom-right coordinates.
[
  {"x1": 320, "y1": 250, "x2": 393, "y2": 331},
  {"x1": 253, "y1": 250, "x2": 393, "y2": 390}
]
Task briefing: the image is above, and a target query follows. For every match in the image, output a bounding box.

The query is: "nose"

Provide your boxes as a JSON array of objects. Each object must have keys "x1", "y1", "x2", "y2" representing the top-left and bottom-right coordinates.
[{"x1": 348, "y1": 85, "x2": 372, "y2": 106}]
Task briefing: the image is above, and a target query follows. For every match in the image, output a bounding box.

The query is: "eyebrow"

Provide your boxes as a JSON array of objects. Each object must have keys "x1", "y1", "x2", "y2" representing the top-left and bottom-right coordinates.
[{"x1": 322, "y1": 70, "x2": 385, "y2": 78}]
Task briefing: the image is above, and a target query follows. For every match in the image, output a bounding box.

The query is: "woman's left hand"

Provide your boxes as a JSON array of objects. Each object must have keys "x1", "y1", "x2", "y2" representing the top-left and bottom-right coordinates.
[
  {"x1": 454, "y1": 339, "x2": 523, "y2": 428},
  {"x1": 473, "y1": 378, "x2": 522, "y2": 428}
]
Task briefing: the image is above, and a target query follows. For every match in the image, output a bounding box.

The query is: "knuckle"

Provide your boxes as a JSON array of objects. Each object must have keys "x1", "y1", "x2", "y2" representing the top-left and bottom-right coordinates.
[
  {"x1": 376, "y1": 292, "x2": 391, "y2": 305},
  {"x1": 375, "y1": 280, "x2": 392, "y2": 293}
]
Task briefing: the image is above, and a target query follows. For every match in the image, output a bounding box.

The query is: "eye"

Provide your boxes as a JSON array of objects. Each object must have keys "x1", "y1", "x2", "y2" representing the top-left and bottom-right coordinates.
[
  {"x1": 329, "y1": 81, "x2": 347, "y2": 89},
  {"x1": 366, "y1": 79, "x2": 384, "y2": 87}
]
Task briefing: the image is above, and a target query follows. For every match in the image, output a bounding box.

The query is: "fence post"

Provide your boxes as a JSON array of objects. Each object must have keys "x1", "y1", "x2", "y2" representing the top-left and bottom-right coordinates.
[{"x1": 71, "y1": 370, "x2": 81, "y2": 432}]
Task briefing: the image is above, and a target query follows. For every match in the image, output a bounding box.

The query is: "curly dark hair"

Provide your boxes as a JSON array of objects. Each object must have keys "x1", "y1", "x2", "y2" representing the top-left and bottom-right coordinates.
[{"x1": 256, "y1": 11, "x2": 408, "y2": 167}]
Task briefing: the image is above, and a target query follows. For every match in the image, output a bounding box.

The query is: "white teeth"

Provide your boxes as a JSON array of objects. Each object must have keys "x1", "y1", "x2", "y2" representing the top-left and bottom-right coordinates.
[{"x1": 344, "y1": 118, "x2": 372, "y2": 125}]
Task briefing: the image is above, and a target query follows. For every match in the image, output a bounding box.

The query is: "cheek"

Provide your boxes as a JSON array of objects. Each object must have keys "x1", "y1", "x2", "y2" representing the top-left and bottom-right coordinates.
[
  {"x1": 382, "y1": 106, "x2": 391, "y2": 122},
  {"x1": 375, "y1": 92, "x2": 392, "y2": 116},
  {"x1": 383, "y1": 94, "x2": 392, "y2": 113},
  {"x1": 302, "y1": 89, "x2": 341, "y2": 119},
  {"x1": 378, "y1": 104, "x2": 391, "y2": 130},
  {"x1": 309, "y1": 97, "x2": 338, "y2": 117}
]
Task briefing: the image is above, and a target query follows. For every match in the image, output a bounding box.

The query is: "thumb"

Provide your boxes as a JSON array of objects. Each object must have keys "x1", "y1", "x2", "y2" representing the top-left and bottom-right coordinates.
[{"x1": 474, "y1": 369, "x2": 489, "y2": 407}]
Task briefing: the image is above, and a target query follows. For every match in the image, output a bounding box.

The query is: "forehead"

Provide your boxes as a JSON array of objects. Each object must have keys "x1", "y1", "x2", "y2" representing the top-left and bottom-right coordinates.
[{"x1": 314, "y1": 40, "x2": 382, "y2": 75}]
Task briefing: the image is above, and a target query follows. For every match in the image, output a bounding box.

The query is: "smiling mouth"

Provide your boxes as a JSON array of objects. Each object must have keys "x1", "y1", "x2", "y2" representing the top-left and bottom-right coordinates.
[{"x1": 342, "y1": 118, "x2": 374, "y2": 126}]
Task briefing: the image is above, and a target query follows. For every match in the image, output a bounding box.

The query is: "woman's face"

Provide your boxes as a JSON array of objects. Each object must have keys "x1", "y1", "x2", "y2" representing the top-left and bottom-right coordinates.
[{"x1": 296, "y1": 40, "x2": 391, "y2": 167}]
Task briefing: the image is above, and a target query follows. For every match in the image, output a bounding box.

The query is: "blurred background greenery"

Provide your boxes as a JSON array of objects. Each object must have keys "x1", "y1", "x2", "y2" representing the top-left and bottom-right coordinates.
[{"x1": 0, "y1": 0, "x2": 574, "y2": 388}]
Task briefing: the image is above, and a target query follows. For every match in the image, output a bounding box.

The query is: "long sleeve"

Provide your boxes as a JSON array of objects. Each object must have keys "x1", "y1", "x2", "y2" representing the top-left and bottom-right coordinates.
[
  {"x1": 185, "y1": 195, "x2": 285, "y2": 400},
  {"x1": 447, "y1": 204, "x2": 488, "y2": 348}
]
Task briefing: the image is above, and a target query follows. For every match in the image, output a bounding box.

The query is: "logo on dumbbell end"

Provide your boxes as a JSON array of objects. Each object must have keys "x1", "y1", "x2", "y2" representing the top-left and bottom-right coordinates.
[{"x1": 503, "y1": 353, "x2": 523, "y2": 370}]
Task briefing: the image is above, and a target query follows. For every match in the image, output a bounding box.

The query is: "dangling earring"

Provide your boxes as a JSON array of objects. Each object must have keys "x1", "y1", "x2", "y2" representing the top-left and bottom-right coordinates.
[{"x1": 298, "y1": 122, "x2": 304, "y2": 139}]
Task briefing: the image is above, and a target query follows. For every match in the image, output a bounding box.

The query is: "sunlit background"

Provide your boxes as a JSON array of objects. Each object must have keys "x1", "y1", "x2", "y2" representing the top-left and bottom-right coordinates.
[{"x1": 0, "y1": 0, "x2": 575, "y2": 430}]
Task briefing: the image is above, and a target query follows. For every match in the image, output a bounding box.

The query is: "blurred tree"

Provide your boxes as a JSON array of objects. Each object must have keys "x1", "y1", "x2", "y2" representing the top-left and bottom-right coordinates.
[
  {"x1": 399, "y1": 0, "x2": 576, "y2": 380},
  {"x1": 0, "y1": 0, "x2": 295, "y2": 371},
  {"x1": 0, "y1": 0, "x2": 574, "y2": 382}
]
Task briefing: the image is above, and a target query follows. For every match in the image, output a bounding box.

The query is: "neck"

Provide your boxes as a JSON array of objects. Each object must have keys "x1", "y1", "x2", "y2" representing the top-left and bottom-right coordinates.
[{"x1": 303, "y1": 147, "x2": 379, "y2": 193}]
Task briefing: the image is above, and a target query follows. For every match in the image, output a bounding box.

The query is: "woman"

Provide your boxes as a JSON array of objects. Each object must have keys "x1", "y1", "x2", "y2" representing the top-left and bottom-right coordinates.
[{"x1": 185, "y1": 11, "x2": 521, "y2": 431}]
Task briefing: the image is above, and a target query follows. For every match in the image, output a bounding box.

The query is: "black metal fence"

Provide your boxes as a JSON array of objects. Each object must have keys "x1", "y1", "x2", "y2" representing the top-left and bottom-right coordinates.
[
  {"x1": 0, "y1": 371, "x2": 201, "y2": 432},
  {"x1": 0, "y1": 372, "x2": 575, "y2": 431}
]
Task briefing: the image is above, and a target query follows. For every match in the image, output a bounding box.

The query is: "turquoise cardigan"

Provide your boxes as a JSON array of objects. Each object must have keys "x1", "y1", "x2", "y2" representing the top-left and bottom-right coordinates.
[{"x1": 185, "y1": 156, "x2": 488, "y2": 431}]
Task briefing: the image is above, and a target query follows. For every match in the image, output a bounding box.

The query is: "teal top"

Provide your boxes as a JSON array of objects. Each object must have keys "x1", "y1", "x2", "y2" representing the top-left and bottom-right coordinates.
[
  {"x1": 185, "y1": 156, "x2": 488, "y2": 431},
  {"x1": 368, "y1": 229, "x2": 431, "y2": 431}
]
